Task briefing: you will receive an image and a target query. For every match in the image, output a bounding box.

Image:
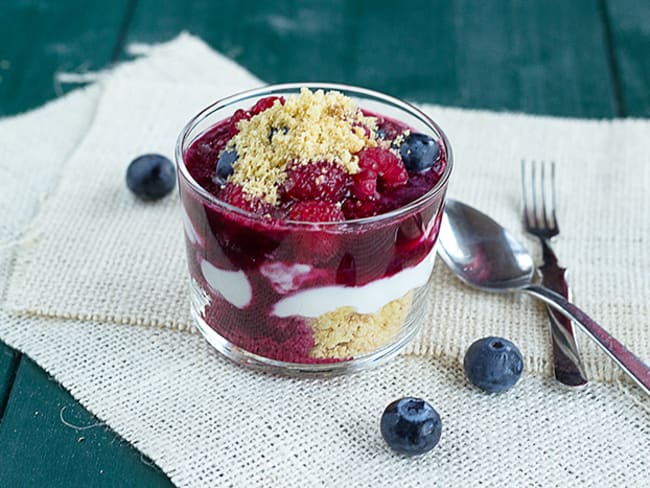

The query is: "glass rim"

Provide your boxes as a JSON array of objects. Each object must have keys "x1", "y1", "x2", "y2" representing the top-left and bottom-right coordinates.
[{"x1": 175, "y1": 82, "x2": 453, "y2": 227}]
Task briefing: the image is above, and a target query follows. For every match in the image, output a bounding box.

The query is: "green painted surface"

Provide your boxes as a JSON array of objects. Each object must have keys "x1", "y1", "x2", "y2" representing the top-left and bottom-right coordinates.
[
  {"x1": 0, "y1": 0, "x2": 649, "y2": 486},
  {"x1": 0, "y1": 345, "x2": 19, "y2": 418},
  {"x1": 126, "y1": 0, "x2": 616, "y2": 117},
  {"x1": 0, "y1": 0, "x2": 131, "y2": 115},
  {"x1": 0, "y1": 0, "x2": 171, "y2": 485},
  {"x1": 0, "y1": 358, "x2": 172, "y2": 487},
  {"x1": 604, "y1": 0, "x2": 650, "y2": 116}
]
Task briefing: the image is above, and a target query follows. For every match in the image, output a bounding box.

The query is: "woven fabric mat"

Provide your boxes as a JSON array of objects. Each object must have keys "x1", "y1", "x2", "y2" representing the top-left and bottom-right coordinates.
[{"x1": 1, "y1": 34, "x2": 649, "y2": 487}]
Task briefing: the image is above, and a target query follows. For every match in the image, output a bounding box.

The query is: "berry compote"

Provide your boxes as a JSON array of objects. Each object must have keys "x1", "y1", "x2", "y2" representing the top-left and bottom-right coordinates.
[{"x1": 175, "y1": 84, "x2": 452, "y2": 374}]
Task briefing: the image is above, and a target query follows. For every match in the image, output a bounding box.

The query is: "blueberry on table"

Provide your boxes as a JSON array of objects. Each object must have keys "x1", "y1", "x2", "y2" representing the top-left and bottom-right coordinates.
[
  {"x1": 399, "y1": 133, "x2": 440, "y2": 172},
  {"x1": 464, "y1": 337, "x2": 524, "y2": 393},
  {"x1": 126, "y1": 154, "x2": 176, "y2": 201},
  {"x1": 215, "y1": 149, "x2": 238, "y2": 182},
  {"x1": 380, "y1": 397, "x2": 442, "y2": 455}
]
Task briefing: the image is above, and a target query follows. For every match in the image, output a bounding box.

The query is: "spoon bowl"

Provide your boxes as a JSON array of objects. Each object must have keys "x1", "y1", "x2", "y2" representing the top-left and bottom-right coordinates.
[
  {"x1": 439, "y1": 199, "x2": 535, "y2": 291},
  {"x1": 438, "y1": 199, "x2": 650, "y2": 396}
]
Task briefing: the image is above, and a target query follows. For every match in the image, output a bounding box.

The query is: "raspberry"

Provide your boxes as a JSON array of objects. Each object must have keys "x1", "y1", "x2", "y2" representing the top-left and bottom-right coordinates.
[
  {"x1": 342, "y1": 198, "x2": 381, "y2": 220},
  {"x1": 287, "y1": 200, "x2": 345, "y2": 222},
  {"x1": 219, "y1": 184, "x2": 271, "y2": 215},
  {"x1": 228, "y1": 109, "x2": 252, "y2": 137},
  {"x1": 287, "y1": 201, "x2": 343, "y2": 263},
  {"x1": 220, "y1": 184, "x2": 251, "y2": 209},
  {"x1": 281, "y1": 161, "x2": 348, "y2": 203},
  {"x1": 350, "y1": 169, "x2": 378, "y2": 200},
  {"x1": 381, "y1": 159, "x2": 408, "y2": 190},
  {"x1": 251, "y1": 96, "x2": 285, "y2": 115},
  {"x1": 358, "y1": 147, "x2": 405, "y2": 176},
  {"x1": 356, "y1": 147, "x2": 408, "y2": 194},
  {"x1": 358, "y1": 147, "x2": 386, "y2": 173}
]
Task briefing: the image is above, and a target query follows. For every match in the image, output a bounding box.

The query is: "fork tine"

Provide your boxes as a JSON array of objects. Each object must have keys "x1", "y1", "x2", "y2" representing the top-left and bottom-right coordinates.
[
  {"x1": 520, "y1": 159, "x2": 529, "y2": 226},
  {"x1": 522, "y1": 159, "x2": 560, "y2": 237},
  {"x1": 550, "y1": 161, "x2": 558, "y2": 231},
  {"x1": 531, "y1": 160, "x2": 538, "y2": 227},
  {"x1": 541, "y1": 161, "x2": 550, "y2": 229},
  {"x1": 521, "y1": 159, "x2": 536, "y2": 228}
]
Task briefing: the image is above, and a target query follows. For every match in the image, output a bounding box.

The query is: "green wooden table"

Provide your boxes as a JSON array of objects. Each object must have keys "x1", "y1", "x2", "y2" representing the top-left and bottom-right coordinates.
[{"x1": 0, "y1": 1, "x2": 648, "y2": 485}]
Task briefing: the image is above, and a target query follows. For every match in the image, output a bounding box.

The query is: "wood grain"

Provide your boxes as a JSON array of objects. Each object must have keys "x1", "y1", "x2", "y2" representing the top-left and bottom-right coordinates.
[
  {"x1": 125, "y1": 0, "x2": 616, "y2": 116},
  {"x1": 0, "y1": 0, "x2": 132, "y2": 115},
  {"x1": 603, "y1": 0, "x2": 650, "y2": 116}
]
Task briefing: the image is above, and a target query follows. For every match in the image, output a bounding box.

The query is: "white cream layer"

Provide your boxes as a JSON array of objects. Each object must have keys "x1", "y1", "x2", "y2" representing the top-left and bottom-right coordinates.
[
  {"x1": 200, "y1": 259, "x2": 252, "y2": 308},
  {"x1": 200, "y1": 249, "x2": 436, "y2": 316},
  {"x1": 182, "y1": 206, "x2": 203, "y2": 246},
  {"x1": 272, "y1": 249, "x2": 436, "y2": 318}
]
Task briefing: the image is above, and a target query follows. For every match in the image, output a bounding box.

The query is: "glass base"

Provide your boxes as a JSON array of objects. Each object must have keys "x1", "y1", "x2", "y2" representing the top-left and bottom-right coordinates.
[{"x1": 191, "y1": 306, "x2": 422, "y2": 377}]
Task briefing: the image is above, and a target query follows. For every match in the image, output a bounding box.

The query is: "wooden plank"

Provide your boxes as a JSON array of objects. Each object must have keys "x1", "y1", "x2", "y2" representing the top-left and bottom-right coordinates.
[
  {"x1": 0, "y1": 358, "x2": 173, "y2": 487},
  {"x1": 125, "y1": 0, "x2": 616, "y2": 117},
  {"x1": 0, "y1": 0, "x2": 131, "y2": 115},
  {"x1": 603, "y1": 0, "x2": 650, "y2": 116}
]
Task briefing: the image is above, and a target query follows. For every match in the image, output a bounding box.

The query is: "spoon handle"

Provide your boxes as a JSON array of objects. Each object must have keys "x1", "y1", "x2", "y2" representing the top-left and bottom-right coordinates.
[{"x1": 523, "y1": 284, "x2": 650, "y2": 396}]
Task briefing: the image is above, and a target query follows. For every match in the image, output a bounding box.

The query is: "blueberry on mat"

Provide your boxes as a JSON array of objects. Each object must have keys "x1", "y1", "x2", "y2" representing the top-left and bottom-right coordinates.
[
  {"x1": 464, "y1": 337, "x2": 523, "y2": 393},
  {"x1": 380, "y1": 397, "x2": 442, "y2": 455},
  {"x1": 215, "y1": 149, "x2": 238, "y2": 182},
  {"x1": 399, "y1": 133, "x2": 440, "y2": 172},
  {"x1": 126, "y1": 154, "x2": 176, "y2": 201}
]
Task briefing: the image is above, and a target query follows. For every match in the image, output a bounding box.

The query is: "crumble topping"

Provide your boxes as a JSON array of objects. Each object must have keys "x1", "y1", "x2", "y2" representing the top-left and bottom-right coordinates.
[{"x1": 227, "y1": 88, "x2": 378, "y2": 204}]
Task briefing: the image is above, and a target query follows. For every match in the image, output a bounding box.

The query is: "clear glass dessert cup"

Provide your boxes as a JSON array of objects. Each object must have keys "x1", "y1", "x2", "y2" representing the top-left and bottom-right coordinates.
[{"x1": 175, "y1": 83, "x2": 453, "y2": 376}]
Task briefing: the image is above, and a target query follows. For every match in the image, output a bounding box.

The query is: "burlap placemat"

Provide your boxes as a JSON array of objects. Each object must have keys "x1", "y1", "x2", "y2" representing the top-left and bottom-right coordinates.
[
  {"x1": 1, "y1": 34, "x2": 648, "y2": 487},
  {"x1": 5, "y1": 38, "x2": 650, "y2": 382}
]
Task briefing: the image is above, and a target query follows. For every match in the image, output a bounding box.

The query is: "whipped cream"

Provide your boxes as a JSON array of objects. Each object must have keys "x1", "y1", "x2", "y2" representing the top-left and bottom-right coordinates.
[
  {"x1": 259, "y1": 261, "x2": 330, "y2": 295},
  {"x1": 200, "y1": 259, "x2": 252, "y2": 308},
  {"x1": 182, "y1": 206, "x2": 203, "y2": 246},
  {"x1": 272, "y1": 249, "x2": 436, "y2": 318}
]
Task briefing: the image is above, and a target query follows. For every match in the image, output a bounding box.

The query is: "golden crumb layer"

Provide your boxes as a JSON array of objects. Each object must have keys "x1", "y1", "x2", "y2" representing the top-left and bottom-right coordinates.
[
  {"x1": 228, "y1": 88, "x2": 377, "y2": 204},
  {"x1": 309, "y1": 292, "x2": 413, "y2": 359}
]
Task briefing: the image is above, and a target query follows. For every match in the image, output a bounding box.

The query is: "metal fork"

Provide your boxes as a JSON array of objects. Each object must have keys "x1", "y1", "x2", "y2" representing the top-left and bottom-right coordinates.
[{"x1": 520, "y1": 160, "x2": 588, "y2": 386}]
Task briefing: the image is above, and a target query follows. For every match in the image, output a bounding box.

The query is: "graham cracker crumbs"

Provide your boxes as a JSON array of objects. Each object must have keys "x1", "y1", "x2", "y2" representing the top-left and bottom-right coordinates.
[
  {"x1": 227, "y1": 88, "x2": 378, "y2": 204},
  {"x1": 392, "y1": 131, "x2": 409, "y2": 148},
  {"x1": 309, "y1": 292, "x2": 413, "y2": 359}
]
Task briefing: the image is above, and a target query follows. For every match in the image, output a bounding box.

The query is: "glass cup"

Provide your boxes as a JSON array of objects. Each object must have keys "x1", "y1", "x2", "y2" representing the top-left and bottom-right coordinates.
[{"x1": 175, "y1": 83, "x2": 453, "y2": 375}]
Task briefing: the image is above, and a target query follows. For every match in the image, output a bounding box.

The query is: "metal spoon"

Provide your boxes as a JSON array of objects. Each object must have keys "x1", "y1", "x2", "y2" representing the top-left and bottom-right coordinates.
[{"x1": 438, "y1": 199, "x2": 650, "y2": 396}]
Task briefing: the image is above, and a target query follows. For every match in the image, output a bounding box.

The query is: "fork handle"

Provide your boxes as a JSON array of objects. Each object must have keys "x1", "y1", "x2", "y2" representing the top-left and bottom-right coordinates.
[
  {"x1": 538, "y1": 240, "x2": 588, "y2": 386},
  {"x1": 523, "y1": 283, "x2": 650, "y2": 397}
]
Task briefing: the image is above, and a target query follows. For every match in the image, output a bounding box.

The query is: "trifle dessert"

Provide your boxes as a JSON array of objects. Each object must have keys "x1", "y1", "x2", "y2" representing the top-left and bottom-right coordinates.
[{"x1": 175, "y1": 84, "x2": 452, "y2": 374}]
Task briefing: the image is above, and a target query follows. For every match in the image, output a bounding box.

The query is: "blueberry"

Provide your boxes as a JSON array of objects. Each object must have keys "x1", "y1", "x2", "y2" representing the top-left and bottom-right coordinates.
[
  {"x1": 126, "y1": 154, "x2": 176, "y2": 201},
  {"x1": 215, "y1": 149, "x2": 238, "y2": 182},
  {"x1": 269, "y1": 126, "x2": 289, "y2": 142},
  {"x1": 463, "y1": 337, "x2": 523, "y2": 393},
  {"x1": 380, "y1": 397, "x2": 442, "y2": 455},
  {"x1": 375, "y1": 128, "x2": 400, "y2": 149},
  {"x1": 399, "y1": 133, "x2": 440, "y2": 172}
]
